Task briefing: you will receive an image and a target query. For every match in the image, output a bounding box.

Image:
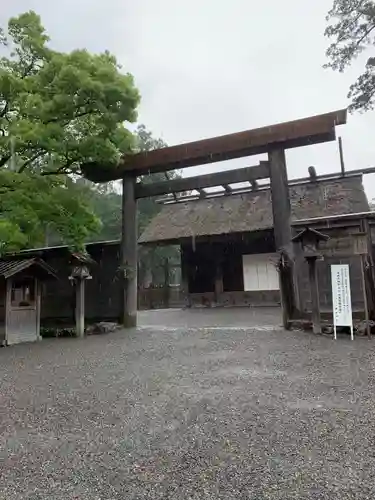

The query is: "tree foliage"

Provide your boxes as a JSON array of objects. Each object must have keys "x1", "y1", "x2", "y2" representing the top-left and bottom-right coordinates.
[
  {"x1": 0, "y1": 171, "x2": 100, "y2": 253},
  {"x1": 325, "y1": 0, "x2": 375, "y2": 111},
  {"x1": 0, "y1": 11, "x2": 140, "y2": 252}
]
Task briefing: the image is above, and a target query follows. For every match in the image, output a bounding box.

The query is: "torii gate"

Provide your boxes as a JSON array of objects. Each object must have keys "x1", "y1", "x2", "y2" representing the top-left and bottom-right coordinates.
[{"x1": 82, "y1": 109, "x2": 347, "y2": 329}]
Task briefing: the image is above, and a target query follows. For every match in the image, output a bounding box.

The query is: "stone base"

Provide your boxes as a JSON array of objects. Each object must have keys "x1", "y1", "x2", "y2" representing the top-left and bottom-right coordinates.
[
  {"x1": 86, "y1": 322, "x2": 120, "y2": 335},
  {"x1": 122, "y1": 314, "x2": 137, "y2": 329}
]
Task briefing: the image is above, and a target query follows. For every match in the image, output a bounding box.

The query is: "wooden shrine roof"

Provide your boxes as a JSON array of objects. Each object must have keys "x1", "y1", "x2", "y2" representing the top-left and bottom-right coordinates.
[{"x1": 139, "y1": 175, "x2": 369, "y2": 244}]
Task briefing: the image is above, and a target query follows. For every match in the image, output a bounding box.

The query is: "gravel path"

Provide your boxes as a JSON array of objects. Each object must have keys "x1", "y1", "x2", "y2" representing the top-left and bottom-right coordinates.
[{"x1": 1, "y1": 314, "x2": 375, "y2": 499}]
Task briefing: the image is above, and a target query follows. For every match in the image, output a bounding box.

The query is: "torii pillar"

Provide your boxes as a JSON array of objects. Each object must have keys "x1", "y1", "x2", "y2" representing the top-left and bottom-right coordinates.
[
  {"x1": 121, "y1": 174, "x2": 138, "y2": 327},
  {"x1": 269, "y1": 149, "x2": 295, "y2": 328}
]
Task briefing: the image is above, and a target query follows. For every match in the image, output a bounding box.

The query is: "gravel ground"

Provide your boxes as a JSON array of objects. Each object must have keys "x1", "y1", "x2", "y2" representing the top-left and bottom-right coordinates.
[{"x1": 1, "y1": 309, "x2": 375, "y2": 499}]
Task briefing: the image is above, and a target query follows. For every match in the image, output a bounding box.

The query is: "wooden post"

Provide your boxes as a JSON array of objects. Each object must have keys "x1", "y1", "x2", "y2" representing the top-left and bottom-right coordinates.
[
  {"x1": 163, "y1": 258, "x2": 170, "y2": 308},
  {"x1": 307, "y1": 257, "x2": 321, "y2": 334},
  {"x1": 360, "y1": 255, "x2": 371, "y2": 337},
  {"x1": 293, "y1": 243, "x2": 304, "y2": 312},
  {"x1": 121, "y1": 175, "x2": 138, "y2": 327},
  {"x1": 268, "y1": 149, "x2": 295, "y2": 329},
  {"x1": 180, "y1": 246, "x2": 191, "y2": 308},
  {"x1": 362, "y1": 218, "x2": 375, "y2": 320},
  {"x1": 36, "y1": 279, "x2": 42, "y2": 341},
  {"x1": 338, "y1": 137, "x2": 345, "y2": 176},
  {"x1": 214, "y1": 260, "x2": 224, "y2": 305},
  {"x1": 75, "y1": 278, "x2": 85, "y2": 338}
]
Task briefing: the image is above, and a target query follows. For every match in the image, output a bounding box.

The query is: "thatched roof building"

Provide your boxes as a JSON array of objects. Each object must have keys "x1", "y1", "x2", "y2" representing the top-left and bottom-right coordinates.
[{"x1": 139, "y1": 175, "x2": 369, "y2": 244}]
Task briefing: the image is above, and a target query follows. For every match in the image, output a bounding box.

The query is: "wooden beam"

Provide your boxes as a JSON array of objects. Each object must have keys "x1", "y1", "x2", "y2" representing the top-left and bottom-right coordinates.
[
  {"x1": 124, "y1": 110, "x2": 344, "y2": 175},
  {"x1": 155, "y1": 170, "x2": 366, "y2": 205},
  {"x1": 89, "y1": 109, "x2": 346, "y2": 180},
  {"x1": 135, "y1": 162, "x2": 270, "y2": 199},
  {"x1": 121, "y1": 175, "x2": 138, "y2": 328}
]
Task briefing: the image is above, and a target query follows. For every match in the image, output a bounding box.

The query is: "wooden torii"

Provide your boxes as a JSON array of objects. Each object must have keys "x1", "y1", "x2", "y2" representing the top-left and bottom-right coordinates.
[{"x1": 82, "y1": 109, "x2": 347, "y2": 329}]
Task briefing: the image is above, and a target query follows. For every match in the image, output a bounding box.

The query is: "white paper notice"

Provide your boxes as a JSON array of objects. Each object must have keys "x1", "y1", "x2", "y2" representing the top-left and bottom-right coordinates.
[{"x1": 331, "y1": 264, "x2": 353, "y2": 340}]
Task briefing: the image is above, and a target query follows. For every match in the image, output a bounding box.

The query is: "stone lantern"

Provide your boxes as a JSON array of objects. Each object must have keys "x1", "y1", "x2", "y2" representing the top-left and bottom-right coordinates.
[
  {"x1": 292, "y1": 227, "x2": 328, "y2": 257},
  {"x1": 69, "y1": 253, "x2": 95, "y2": 338},
  {"x1": 70, "y1": 264, "x2": 92, "y2": 281}
]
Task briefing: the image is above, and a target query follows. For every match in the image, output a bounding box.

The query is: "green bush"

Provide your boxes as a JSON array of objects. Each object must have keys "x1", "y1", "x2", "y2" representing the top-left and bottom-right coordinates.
[{"x1": 40, "y1": 327, "x2": 77, "y2": 338}]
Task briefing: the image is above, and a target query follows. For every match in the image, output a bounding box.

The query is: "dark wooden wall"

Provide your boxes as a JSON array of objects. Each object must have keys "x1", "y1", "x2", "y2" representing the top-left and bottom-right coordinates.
[
  {"x1": 292, "y1": 223, "x2": 370, "y2": 316},
  {"x1": 181, "y1": 228, "x2": 367, "y2": 313},
  {"x1": 36, "y1": 243, "x2": 122, "y2": 326},
  {"x1": 12, "y1": 223, "x2": 370, "y2": 324},
  {"x1": 26, "y1": 243, "x2": 182, "y2": 326},
  {"x1": 296, "y1": 256, "x2": 364, "y2": 312},
  {"x1": 182, "y1": 230, "x2": 276, "y2": 294}
]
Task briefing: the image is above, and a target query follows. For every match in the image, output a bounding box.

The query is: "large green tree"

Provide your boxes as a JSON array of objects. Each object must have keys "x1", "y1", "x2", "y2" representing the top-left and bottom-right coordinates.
[
  {"x1": 325, "y1": 0, "x2": 375, "y2": 111},
  {"x1": 0, "y1": 11, "x2": 140, "y2": 252}
]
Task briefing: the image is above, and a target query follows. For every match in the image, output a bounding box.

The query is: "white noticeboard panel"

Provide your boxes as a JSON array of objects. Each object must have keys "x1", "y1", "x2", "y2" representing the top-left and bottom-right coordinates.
[
  {"x1": 331, "y1": 264, "x2": 354, "y2": 340},
  {"x1": 242, "y1": 254, "x2": 279, "y2": 292}
]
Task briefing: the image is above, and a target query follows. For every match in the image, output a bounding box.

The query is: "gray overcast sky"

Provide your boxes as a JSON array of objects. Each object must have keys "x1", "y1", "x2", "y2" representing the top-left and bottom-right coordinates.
[{"x1": 2, "y1": 0, "x2": 375, "y2": 197}]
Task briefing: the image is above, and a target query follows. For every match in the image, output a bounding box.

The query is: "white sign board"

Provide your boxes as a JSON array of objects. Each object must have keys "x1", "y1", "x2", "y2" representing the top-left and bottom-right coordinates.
[
  {"x1": 331, "y1": 264, "x2": 353, "y2": 340},
  {"x1": 242, "y1": 254, "x2": 279, "y2": 292}
]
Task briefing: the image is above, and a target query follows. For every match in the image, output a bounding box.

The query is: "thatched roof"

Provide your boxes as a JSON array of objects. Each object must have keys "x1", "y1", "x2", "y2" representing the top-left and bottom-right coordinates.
[{"x1": 139, "y1": 176, "x2": 369, "y2": 244}]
